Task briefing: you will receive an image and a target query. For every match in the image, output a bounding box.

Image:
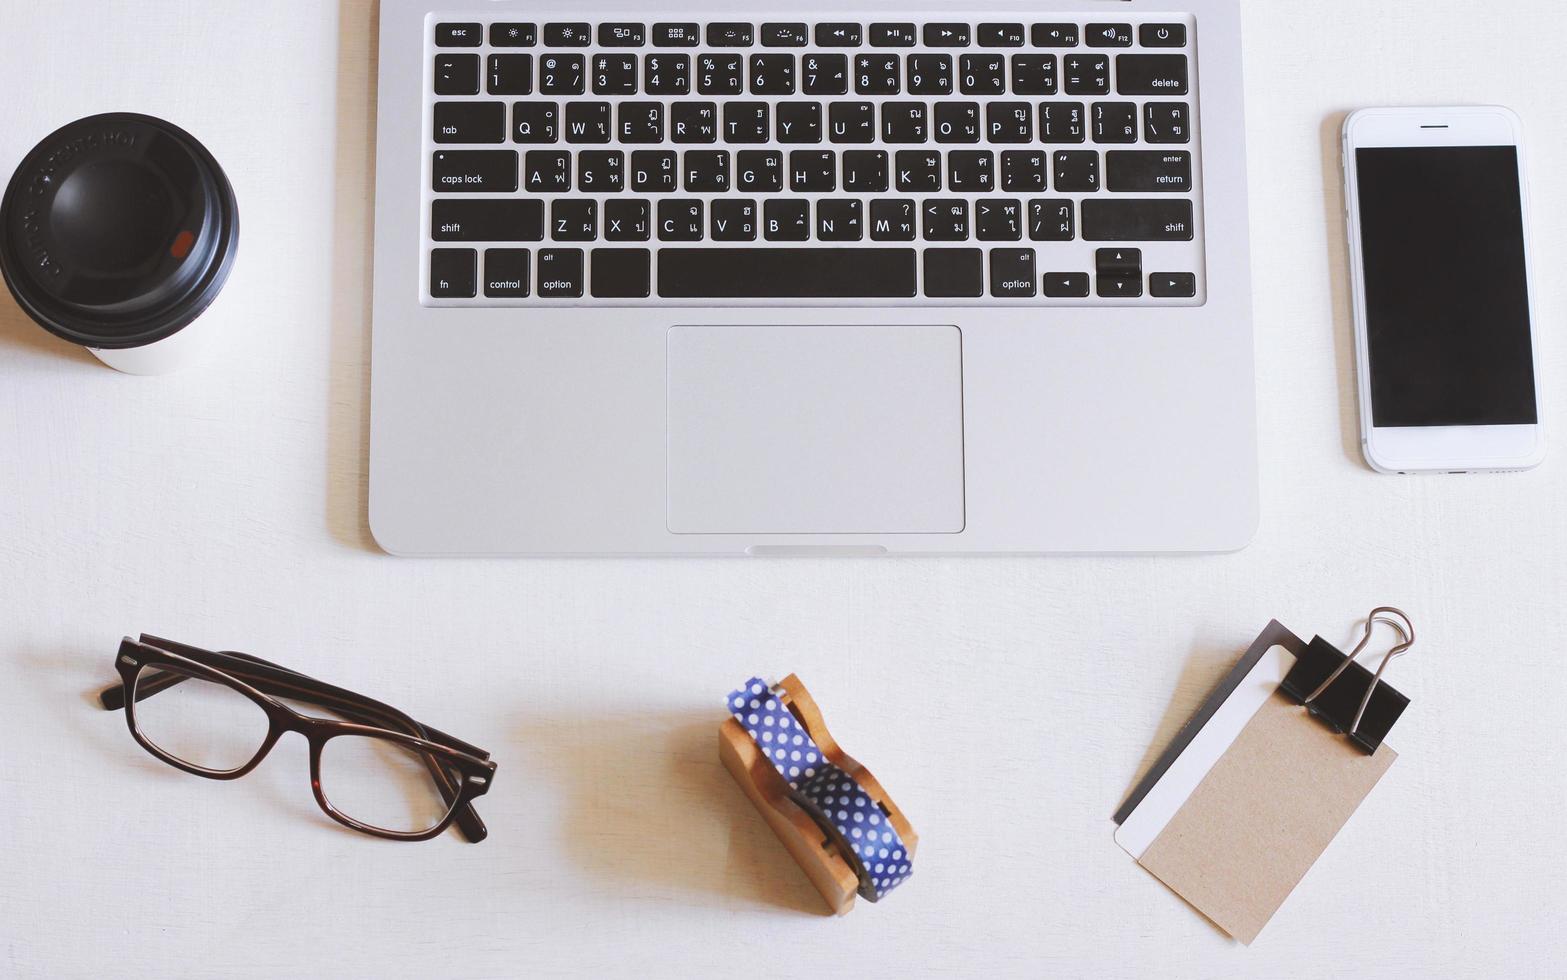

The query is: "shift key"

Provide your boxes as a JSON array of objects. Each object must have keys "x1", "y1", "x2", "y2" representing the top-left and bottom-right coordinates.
[
  {"x1": 1081, "y1": 199, "x2": 1194, "y2": 241},
  {"x1": 431, "y1": 150, "x2": 518, "y2": 192}
]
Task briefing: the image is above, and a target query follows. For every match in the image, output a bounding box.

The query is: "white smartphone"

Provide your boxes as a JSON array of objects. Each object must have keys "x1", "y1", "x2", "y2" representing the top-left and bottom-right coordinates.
[{"x1": 1342, "y1": 106, "x2": 1544, "y2": 473}]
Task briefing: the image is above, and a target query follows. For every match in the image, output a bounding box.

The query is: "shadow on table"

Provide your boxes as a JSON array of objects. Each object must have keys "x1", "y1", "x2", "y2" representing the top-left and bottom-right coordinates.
[
  {"x1": 325, "y1": 0, "x2": 382, "y2": 553},
  {"x1": 1319, "y1": 110, "x2": 1367, "y2": 470},
  {"x1": 514, "y1": 709, "x2": 826, "y2": 915}
]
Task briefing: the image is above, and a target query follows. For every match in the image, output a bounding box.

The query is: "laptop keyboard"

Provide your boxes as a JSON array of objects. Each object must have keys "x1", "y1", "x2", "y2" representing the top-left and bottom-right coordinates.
[{"x1": 423, "y1": 16, "x2": 1204, "y2": 305}]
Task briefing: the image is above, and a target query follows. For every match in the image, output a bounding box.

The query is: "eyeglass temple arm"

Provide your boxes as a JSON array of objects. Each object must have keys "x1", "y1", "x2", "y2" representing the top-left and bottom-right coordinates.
[{"x1": 99, "y1": 636, "x2": 490, "y2": 842}]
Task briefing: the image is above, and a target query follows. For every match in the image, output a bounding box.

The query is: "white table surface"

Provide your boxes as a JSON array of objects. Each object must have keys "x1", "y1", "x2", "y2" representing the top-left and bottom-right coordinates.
[{"x1": 3, "y1": 1, "x2": 1564, "y2": 977}]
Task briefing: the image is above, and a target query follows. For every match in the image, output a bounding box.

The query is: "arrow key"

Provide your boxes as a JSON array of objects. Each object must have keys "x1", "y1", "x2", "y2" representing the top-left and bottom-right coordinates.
[
  {"x1": 1095, "y1": 246, "x2": 1142, "y2": 279},
  {"x1": 1150, "y1": 272, "x2": 1197, "y2": 298}
]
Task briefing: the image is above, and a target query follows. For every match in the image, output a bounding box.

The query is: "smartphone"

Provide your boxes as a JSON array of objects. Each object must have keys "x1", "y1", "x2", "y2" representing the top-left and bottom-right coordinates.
[{"x1": 1342, "y1": 106, "x2": 1543, "y2": 473}]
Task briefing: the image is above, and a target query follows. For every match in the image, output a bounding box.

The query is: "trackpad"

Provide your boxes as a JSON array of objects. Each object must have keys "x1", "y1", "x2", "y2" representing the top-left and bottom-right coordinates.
[{"x1": 666, "y1": 325, "x2": 965, "y2": 534}]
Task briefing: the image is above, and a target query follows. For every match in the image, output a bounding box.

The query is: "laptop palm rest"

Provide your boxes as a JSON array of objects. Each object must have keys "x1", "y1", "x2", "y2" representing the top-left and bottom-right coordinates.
[{"x1": 666, "y1": 325, "x2": 965, "y2": 535}]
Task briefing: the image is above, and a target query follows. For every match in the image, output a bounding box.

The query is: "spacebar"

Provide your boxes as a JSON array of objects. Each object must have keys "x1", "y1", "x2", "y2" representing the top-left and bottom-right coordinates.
[{"x1": 657, "y1": 248, "x2": 917, "y2": 298}]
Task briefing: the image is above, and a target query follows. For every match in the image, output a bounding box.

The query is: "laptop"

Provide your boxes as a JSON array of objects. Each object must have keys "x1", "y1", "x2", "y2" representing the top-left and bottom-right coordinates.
[{"x1": 369, "y1": 0, "x2": 1257, "y2": 555}]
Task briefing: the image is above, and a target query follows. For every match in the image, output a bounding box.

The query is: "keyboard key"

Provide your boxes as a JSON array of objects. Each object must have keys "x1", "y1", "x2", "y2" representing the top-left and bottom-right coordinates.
[
  {"x1": 658, "y1": 200, "x2": 704, "y2": 240},
  {"x1": 1012, "y1": 54, "x2": 1057, "y2": 95},
  {"x1": 590, "y1": 248, "x2": 652, "y2": 298},
  {"x1": 593, "y1": 54, "x2": 638, "y2": 95},
  {"x1": 1000, "y1": 150, "x2": 1048, "y2": 192},
  {"x1": 869, "y1": 23, "x2": 917, "y2": 47},
  {"x1": 1043, "y1": 272, "x2": 1089, "y2": 297},
  {"x1": 537, "y1": 248, "x2": 584, "y2": 297},
  {"x1": 1092, "y1": 102, "x2": 1138, "y2": 143},
  {"x1": 550, "y1": 199, "x2": 596, "y2": 241},
  {"x1": 947, "y1": 150, "x2": 993, "y2": 192},
  {"x1": 434, "y1": 102, "x2": 506, "y2": 143},
  {"x1": 1097, "y1": 274, "x2": 1142, "y2": 298},
  {"x1": 435, "y1": 23, "x2": 482, "y2": 47},
  {"x1": 577, "y1": 150, "x2": 625, "y2": 191},
  {"x1": 817, "y1": 199, "x2": 863, "y2": 241},
  {"x1": 923, "y1": 248, "x2": 983, "y2": 297},
  {"x1": 1144, "y1": 102, "x2": 1191, "y2": 144},
  {"x1": 711, "y1": 199, "x2": 759, "y2": 240},
  {"x1": 432, "y1": 150, "x2": 518, "y2": 192},
  {"x1": 1063, "y1": 54, "x2": 1110, "y2": 95},
  {"x1": 722, "y1": 102, "x2": 770, "y2": 143},
  {"x1": 750, "y1": 54, "x2": 796, "y2": 95},
  {"x1": 1150, "y1": 272, "x2": 1197, "y2": 298},
  {"x1": 1081, "y1": 199, "x2": 1194, "y2": 241},
  {"x1": 762, "y1": 23, "x2": 809, "y2": 47},
  {"x1": 829, "y1": 102, "x2": 876, "y2": 143},
  {"x1": 895, "y1": 150, "x2": 941, "y2": 191},
  {"x1": 843, "y1": 150, "x2": 889, "y2": 191},
  {"x1": 959, "y1": 54, "x2": 1006, "y2": 95},
  {"x1": 1032, "y1": 23, "x2": 1079, "y2": 47},
  {"x1": 1029, "y1": 199, "x2": 1074, "y2": 241},
  {"x1": 598, "y1": 23, "x2": 646, "y2": 46},
  {"x1": 777, "y1": 102, "x2": 823, "y2": 143},
  {"x1": 487, "y1": 54, "x2": 533, "y2": 95},
  {"x1": 671, "y1": 102, "x2": 718, "y2": 142},
  {"x1": 736, "y1": 150, "x2": 784, "y2": 191},
  {"x1": 630, "y1": 150, "x2": 678, "y2": 191},
  {"x1": 816, "y1": 23, "x2": 863, "y2": 47},
  {"x1": 987, "y1": 102, "x2": 1032, "y2": 143},
  {"x1": 923, "y1": 23, "x2": 970, "y2": 47},
  {"x1": 978, "y1": 23, "x2": 1025, "y2": 47},
  {"x1": 1085, "y1": 23, "x2": 1133, "y2": 47},
  {"x1": 1053, "y1": 150, "x2": 1099, "y2": 192},
  {"x1": 544, "y1": 23, "x2": 591, "y2": 47},
  {"x1": 434, "y1": 54, "x2": 480, "y2": 95},
  {"x1": 698, "y1": 54, "x2": 744, "y2": 95},
  {"x1": 431, "y1": 199, "x2": 543, "y2": 241},
  {"x1": 935, "y1": 102, "x2": 981, "y2": 143},
  {"x1": 881, "y1": 102, "x2": 928, "y2": 143},
  {"x1": 763, "y1": 199, "x2": 810, "y2": 240},
  {"x1": 513, "y1": 102, "x2": 559, "y2": 143},
  {"x1": 490, "y1": 23, "x2": 536, "y2": 47},
  {"x1": 869, "y1": 198, "x2": 916, "y2": 240},
  {"x1": 977, "y1": 199, "x2": 1023, "y2": 240},
  {"x1": 707, "y1": 23, "x2": 755, "y2": 47},
  {"x1": 990, "y1": 248, "x2": 1037, "y2": 296},
  {"x1": 802, "y1": 54, "x2": 849, "y2": 95},
  {"x1": 618, "y1": 102, "x2": 664, "y2": 143},
  {"x1": 922, "y1": 199, "x2": 969, "y2": 240},
  {"x1": 565, "y1": 102, "x2": 612, "y2": 143},
  {"x1": 1106, "y1": 150, "x2": 1191, "y2": 192},
  {"x1": 1040, "y1": 102, "x2": 1085, "y2": 143},
  {"x1": 1096, "y1": 247, "x2": 1141, "y2": 278},
  {"x1": 483, "y1": 248, "x2": 530, "y2": 297},
  {"x1": 605, "y1": 199, "x2": 651, "y2": 240},
  {"x1": 659, "y1": 248, "x2": 916, "y2": 297},
  {"x1": 653, "y1": 23, "x2": 700, "y2": 46},
  {"x1": 788, "y1": 150, "x2": 836, "y2": 191},
  {"x1": 1117, "y1": 54, "x2": 1189, "y2": 96},
  {"x1": 907, "y1": 54, "x2": 954, "y2": 95},
  {"x1": 855, "y1": 54, "x2": 901, "y2": 94},
  {"x1": 522, "y1": 150, "x2": 571, "y2": 191},
  {"x1": 645, "y1": 54, "x2": 691, "y2": 95},
  {"x1": 684, "y1": 149, "x2": 731, "y2": 191},
  {"x1": 539, "y1": 54, "x2": 585, "y2": 94},
  {"x1": 1140, "y1": 23, "x2": 1187, "y2": 48},
  {"x1": 429, "y1": 248, "x2": 476, "y2": 297}
]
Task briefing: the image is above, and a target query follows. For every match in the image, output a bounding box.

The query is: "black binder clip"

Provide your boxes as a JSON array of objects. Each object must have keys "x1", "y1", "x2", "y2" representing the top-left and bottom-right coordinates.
[{"x1": 1279, "y1": 607, "x2": 1414, "y2": 754}]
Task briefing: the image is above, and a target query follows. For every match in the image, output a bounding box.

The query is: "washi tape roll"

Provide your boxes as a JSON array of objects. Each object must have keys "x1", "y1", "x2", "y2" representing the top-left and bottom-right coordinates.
[{"x1": 722, "y1": 676, "x2": 914, "y2": 908}]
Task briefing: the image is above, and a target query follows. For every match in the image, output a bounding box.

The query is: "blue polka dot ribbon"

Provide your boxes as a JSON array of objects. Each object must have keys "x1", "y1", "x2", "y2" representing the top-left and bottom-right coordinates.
[{"x1": 727, "y1": 677, "x2": 913, "y2": 901}]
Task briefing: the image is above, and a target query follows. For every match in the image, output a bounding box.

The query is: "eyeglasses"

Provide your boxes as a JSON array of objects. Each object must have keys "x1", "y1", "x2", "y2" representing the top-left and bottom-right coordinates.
[{"x1": 99, "y1": 635, "x2": 497, "y2": 842}]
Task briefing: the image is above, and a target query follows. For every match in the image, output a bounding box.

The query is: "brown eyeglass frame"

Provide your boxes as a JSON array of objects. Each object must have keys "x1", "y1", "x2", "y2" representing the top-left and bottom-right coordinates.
[{"x1": 99, "y1": 634, "x2": 497, "y2": 842}]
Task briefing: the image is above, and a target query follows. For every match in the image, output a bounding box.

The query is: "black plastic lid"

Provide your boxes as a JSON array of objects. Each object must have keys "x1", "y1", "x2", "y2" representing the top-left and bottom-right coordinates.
[{"x1": 0, "y1": 113, "x2": 238, "y2": 349}]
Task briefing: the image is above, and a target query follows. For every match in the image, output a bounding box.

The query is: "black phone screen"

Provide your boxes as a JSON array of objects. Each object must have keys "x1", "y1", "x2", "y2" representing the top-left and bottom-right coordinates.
[{"x1": 1355, "y1": 145, "x2": 1537, "y2": 427}]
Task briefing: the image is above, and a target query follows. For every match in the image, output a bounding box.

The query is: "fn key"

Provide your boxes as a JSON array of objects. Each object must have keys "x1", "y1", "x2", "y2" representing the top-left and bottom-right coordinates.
[{"x1": 430, "y1": 248, "x2": 476, "y2": 298}]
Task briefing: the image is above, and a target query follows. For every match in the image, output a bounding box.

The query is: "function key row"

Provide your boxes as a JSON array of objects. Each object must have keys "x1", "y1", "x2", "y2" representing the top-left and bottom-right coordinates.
[
  {"x1": 434, "y1": 51, "x2": 1188, "y2": 99},
  {"x1": 430, "y1": 245, "x2": 1194, "y2": 300},
  {"x1": 435, "y1": 21, "x2": 1188, "y2": 49}
]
